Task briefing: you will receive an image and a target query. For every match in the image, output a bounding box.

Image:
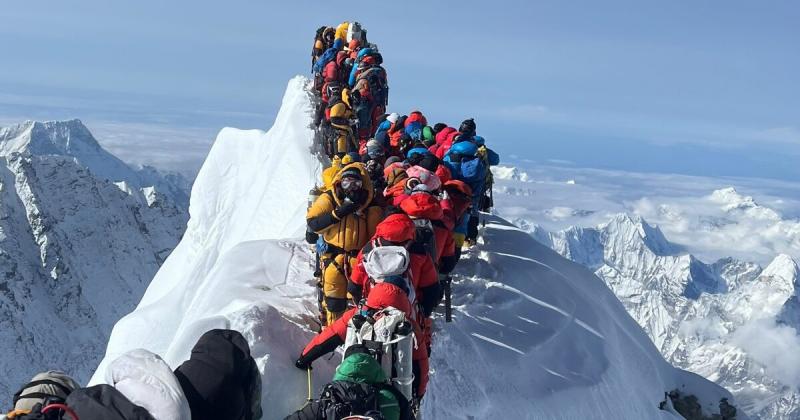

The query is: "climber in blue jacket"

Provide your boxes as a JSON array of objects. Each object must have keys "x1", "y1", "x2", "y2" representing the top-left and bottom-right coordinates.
[{"x1": 312, "y1": 38, "x2": 344, "y2": 75}]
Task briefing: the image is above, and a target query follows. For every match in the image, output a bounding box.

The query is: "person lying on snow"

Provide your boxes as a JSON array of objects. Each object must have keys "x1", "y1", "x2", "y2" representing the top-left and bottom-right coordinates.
[
  {"x1": 307, "y1": 163, "x2": 383, "y2": 325},
  {"x1": 4, "y1": 329, "x2": 261, "y2": 420}
]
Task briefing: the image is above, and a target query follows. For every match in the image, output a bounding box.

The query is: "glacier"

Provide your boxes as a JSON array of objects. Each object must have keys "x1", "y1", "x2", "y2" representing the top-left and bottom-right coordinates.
[{"x1": 91, "y1": 77, "x2": 743, "y2": 419}]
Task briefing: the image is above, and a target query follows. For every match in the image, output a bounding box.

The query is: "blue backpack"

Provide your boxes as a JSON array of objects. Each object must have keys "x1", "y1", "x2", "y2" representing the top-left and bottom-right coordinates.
[
  {"x1": 313, "y1": 39, "x2": 344, "y2": 74},
  {"x1": 405, "y1": 122, "x2": 424, "y2": 142},
  {"x1": 459, "y1": 157, "x2": 484, "y2": 184}
]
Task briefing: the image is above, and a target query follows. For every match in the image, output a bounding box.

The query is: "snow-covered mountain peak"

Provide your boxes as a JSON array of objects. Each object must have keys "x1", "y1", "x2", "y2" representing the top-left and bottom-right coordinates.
[
  {"x1": 601, "y1": 212, "x2": 678, "y2": 256},
  {"x1": 709, "y1": 187, "x2": 782, "y2": 221},
  {"x1": 0, "y1": 119, "x2": 102, "y2": 156},
  {"x1": 1, "y1": 119, "x2": 190, "y2": 209},
  {"x1": 491, "y1": 165, "x2": 530, "y2": 182},
  {"x1": 760, "y1": 254, "x2": 799, "y2": 288},
  {"x1": 709, "y1": 187, "x2": 754, "y2": 209}
]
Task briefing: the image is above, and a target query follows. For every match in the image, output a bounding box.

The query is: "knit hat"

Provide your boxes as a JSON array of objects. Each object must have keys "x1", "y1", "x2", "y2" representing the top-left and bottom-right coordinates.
[
  {"x1": 406, "y1": 165, "x2": 442, "y2": 191},
  {"x1": 341, "y1": 152, "x2": 360, "y2": 165},
  {"x1": 418, "y1": 154, "x2": 440, "y2": 172},
  {"x1": 386, "y1": 113, "x2": 400, "y2": 124},
  {"x1": 384, "y1": 156, "x2": 402, "y2": 168},
  {"x1": 433, "y1": 123, "x2": 447, "y2": 134},
  {"x1": 385, "y1": 165, "x2": 409, "y2": 186},
  {"x1": 459, "y1": 118, "x2": 476, "y2": 136}
]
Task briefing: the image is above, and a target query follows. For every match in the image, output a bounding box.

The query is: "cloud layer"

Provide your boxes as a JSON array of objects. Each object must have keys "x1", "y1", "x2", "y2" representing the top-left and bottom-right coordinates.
[{"x1": 492, "y1": 163, "x2": 800, "y2": 265}]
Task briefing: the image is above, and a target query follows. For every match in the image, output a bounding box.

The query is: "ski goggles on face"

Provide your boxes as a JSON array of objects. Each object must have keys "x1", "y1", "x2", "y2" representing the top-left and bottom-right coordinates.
[{"x1": 340, "y1": 178, "x2": 363, "y2": 191}]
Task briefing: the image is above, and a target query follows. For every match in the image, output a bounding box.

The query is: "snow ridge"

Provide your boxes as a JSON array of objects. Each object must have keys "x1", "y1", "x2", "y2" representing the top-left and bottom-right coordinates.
[{"x1": 92, "y1": 77, "x2": 742, "y2": 419}]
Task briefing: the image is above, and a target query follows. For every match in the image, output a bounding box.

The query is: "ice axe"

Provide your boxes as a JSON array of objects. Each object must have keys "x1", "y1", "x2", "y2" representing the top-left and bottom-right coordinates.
[{"x1": 444, "y1": 275, "x2": 453, "y2": 323}]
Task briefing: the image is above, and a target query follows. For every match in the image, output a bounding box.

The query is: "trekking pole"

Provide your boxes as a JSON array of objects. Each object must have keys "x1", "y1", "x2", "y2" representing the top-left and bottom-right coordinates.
[
  {"x1": 306, "y1": 368, "x2": 313, "y2": 403},
  {"x1": 444, "y1": 275, "x2": 453, "y2": 323}
]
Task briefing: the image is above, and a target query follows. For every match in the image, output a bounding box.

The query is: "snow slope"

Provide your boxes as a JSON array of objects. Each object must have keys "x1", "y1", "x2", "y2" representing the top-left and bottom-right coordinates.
[
  {"x1": 92, "y1": 77, "x2": 742, "y2": 419},
  {"x1": 526, "y1": 212, "x2": 800, "y2": 419},
  {"x1": 0, "y1": 121, "x2": 187, "y2": 406}
]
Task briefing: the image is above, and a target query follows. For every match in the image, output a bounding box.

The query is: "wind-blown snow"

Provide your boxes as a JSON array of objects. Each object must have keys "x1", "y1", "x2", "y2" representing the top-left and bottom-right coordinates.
[{"x1": 92, "y1": 77, "x2": 739, "y2": 419}]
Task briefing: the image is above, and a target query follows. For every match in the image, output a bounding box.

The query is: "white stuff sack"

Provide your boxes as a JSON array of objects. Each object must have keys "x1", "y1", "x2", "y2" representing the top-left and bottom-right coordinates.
[
  {"x1": 343, "y1": 307, "x2": 415, "y2": 401},
  {"x1": 363, "y1": 246, "x2": 410, "y2": 280},
  {"x1": 347, "y1": 21, "x2": 364, "y2": 44}
]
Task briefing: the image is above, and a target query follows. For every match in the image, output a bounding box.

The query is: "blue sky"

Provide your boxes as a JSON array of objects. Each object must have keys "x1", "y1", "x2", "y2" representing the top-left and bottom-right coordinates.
[{"x1": 1, "y1": 0, "x2": 798, "y2": 179}]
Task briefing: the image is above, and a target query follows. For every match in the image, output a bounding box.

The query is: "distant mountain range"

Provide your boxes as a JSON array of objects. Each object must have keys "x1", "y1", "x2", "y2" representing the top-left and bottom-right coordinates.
[{"x1": 516, "y1": 206, "x2": 799, "y2": 419}]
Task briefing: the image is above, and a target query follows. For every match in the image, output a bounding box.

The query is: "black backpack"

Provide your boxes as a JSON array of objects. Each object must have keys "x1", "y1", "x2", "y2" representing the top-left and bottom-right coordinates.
[
  {"x1": 363, "y1": 51, "x2": 383, "y2": 66},
  {"x1": 320, "y1": 381, "x2": 385, "y2": 420},
  {"x1": 411, "y1": 218, "x2": 438, "y2": 263},
  {"x1": 363, "y1": 67, "x2": 388, "y2": 106},
  {"x1": 313, "y1": 26, "x2": 326, "y2": 51}
]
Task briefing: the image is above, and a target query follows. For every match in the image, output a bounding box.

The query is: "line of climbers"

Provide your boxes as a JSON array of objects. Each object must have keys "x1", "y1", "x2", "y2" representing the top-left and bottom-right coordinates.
[
  {"x1": 3, "y1": 329, "x2": 262, "y2": 420},
  {"x1": 311, "y1": 21, "x2": 388, "y2": 161},
  {"x1": 294, "y1": 21, "x2": 500, "y2": 420}
]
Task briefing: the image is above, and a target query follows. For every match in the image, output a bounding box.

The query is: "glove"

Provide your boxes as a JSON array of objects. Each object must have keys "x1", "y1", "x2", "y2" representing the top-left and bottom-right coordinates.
[
  {"x1": 295, "y1": 356, "x2": 312, "y2": 370},
  {"x1": 334, "y1": 197, "x2": 359, "y2": 219},
  {"x1": 477, "y1": 146, "x2": 487, "y2": 158},
  {"x1": 305, "y1": 229, "x2": 319, "y2": 244}
]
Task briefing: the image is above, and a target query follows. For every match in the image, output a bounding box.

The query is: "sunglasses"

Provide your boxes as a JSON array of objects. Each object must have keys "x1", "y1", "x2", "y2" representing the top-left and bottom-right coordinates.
[{"x1": 341, "y1": 178, "x2": 363, "y2": 191}]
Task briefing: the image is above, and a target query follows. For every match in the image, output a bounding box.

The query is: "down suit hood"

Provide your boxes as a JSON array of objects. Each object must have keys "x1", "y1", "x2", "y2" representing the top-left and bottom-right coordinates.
[{"x1": 106, "y1": 349, "x2": 191, "y2": 420}]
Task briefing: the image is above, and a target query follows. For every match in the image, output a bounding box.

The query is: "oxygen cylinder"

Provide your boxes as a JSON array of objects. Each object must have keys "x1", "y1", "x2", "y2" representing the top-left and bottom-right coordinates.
[
  {"x1": 391, "y1": 320, "x2": 415, "y2": 401},
  {"x1": 307, "y1": 186, "x2": 322, "y2": 209}
]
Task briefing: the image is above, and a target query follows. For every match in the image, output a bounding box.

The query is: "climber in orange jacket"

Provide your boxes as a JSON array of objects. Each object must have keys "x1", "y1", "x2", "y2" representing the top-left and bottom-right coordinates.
[{"x1": 306, "y1": 163, "x2": 383, "y2": 325}]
